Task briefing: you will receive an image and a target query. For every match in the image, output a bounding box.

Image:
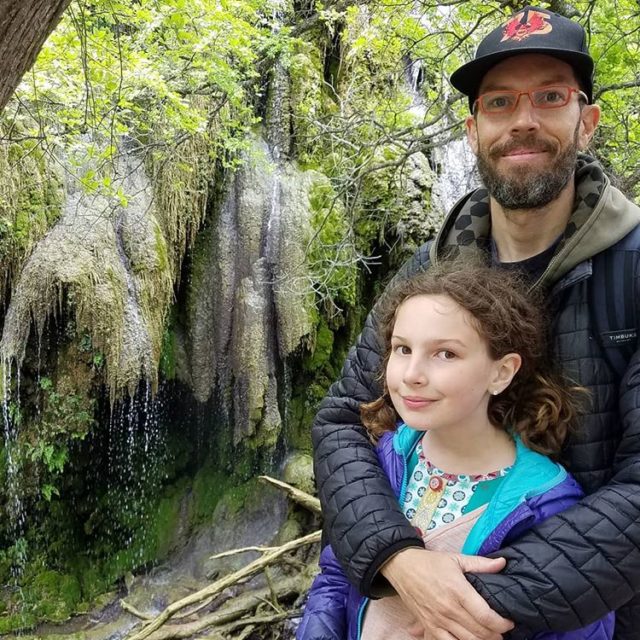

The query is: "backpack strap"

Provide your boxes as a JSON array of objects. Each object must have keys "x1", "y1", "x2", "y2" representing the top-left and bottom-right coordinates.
[{"x1": 589, "y1": 230, "x2": 640, "y2": 380}]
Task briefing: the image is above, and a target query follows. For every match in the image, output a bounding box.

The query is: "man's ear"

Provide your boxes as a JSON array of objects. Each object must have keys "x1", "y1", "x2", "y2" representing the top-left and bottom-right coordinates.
[
  {"x1": 578, "y1": 103, "x2": 601, "y2": 150},
  {"x1": 466, "y1": 114, "x2": 479, "y2": 155},
  {"x1": 490, "y1": 353, "x2": 522, "y2": 395}
]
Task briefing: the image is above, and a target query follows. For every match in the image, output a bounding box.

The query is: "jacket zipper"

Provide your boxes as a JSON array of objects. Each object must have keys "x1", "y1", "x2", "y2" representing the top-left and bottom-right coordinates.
[{"x1": 356, "y1": 598, "x2": 369, "y2": 640}]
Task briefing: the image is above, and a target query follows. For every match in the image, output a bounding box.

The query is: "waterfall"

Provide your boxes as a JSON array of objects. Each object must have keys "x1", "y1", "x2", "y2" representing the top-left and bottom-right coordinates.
[
  {"x1": 187, "y1": 6, "x2": 315, "y2": 447},
  {"x1": 405, "y1": 55, "x2": 478, "y2": 217},
  {"x1": 105, "y1": 382, "x2": 167, "y2": 569},
  {"x1": 188, "y1": 133, "x2": 314, "y2": 444},
  {"x1": 431, "y1": 138, "x2": 478, "y2": 215},
  {"x1": 0, "y1": 139, "x2": 171, "y2": 592}
]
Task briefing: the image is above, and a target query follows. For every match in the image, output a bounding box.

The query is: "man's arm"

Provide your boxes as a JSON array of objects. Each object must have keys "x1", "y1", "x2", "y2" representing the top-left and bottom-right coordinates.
[{"x1": 467, "y1": 357, "x2": 640, "y2": 636}]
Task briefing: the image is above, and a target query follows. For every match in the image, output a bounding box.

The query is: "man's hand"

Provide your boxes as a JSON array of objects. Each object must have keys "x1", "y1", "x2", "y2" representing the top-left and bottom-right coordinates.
[{"x1": 381, "y1": 548, "x2": 514, "y2": 640}]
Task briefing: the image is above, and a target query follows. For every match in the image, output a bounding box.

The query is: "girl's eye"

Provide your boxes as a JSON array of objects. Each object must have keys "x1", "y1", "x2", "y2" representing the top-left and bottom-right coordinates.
[
  {"x1": 436, "y1": 350, "x2": 457, "y2": 360},
  {"x1": 393, "y1": 344, "x2": 411, "y2": 355}
]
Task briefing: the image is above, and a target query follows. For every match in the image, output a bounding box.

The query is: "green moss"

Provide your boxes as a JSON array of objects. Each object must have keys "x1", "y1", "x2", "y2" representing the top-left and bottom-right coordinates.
[
  {"x1": 0, "y1": 567, "x2": 82, "y2": 632},
  {"x1": 149, "y1": 479, "x2": 189, "y2": 559},
  {"x1": 0, "y1": 133, "x2": 63, "y2": 287},
  {"x1": 154, "y1": 220, "x2": 170, "y2": 273},
  {"x1": 29, "y1": 570, "x2": 82, "y2": 621},
  {"x1": 305, "y1": 318, "x2": 335, "y2": 372},
  {"x1": 191, "y1": 463, "x2": 234, "y2": 523},
  {"x1": 0, "y1": 611, "x2": 37, "y2": 634}
]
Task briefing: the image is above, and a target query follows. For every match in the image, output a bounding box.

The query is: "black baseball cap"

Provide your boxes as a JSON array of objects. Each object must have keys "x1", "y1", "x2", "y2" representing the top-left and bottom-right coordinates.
[{"x1": 451, "y1": 6, "x2": 594, "y2": 111}]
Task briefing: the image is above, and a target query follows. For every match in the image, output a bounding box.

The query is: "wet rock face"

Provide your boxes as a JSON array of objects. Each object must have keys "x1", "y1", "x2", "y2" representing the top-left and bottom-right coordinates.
[
  {"x1": 0, "y1": 149, "x2": 171, "y2": 395},
  {"x1": 188, "y1": 135, "x2": 315, "y2": 444}
]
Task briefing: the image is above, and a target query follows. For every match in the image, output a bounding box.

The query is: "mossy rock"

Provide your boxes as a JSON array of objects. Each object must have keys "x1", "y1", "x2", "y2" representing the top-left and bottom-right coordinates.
[{"x1": 282, "y1": 452, "x2": 315, "y2": 496}]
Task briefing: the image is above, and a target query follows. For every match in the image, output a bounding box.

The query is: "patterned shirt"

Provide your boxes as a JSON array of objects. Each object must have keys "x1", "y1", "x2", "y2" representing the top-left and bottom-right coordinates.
[{"x1": 402, "y1": 442, "x2": 512, "y2": 537}]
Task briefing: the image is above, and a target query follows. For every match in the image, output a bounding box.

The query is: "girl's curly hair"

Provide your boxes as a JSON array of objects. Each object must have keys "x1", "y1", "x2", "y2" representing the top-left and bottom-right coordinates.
[{"x1": 361, "y1": 259, "x2": 584, "y2": 457}]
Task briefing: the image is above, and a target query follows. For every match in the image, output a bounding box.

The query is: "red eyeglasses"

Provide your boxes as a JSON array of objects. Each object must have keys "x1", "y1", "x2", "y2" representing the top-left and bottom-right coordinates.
[{"x1": 474, "y1": 85, "x2": 588, "y2": 115}]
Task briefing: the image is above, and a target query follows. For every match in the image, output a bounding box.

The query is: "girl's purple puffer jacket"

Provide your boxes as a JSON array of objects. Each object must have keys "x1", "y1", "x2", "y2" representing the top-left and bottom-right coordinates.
[{"x1": 298, "y1": 427, "x2": 615, "y2": 640}]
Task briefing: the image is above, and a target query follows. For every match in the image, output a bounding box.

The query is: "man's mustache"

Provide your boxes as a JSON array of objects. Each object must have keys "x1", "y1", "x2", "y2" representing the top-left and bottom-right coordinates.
[{"x1": 489, "y1": 136, "x2": 557, "y2": 159}]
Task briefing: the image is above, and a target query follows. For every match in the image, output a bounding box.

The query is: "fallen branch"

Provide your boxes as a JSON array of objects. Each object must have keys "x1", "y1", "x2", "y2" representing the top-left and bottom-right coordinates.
[
  {"x1": 126, "y1": 529, "x2": 321, "y2": 640},
  {"x1": 219, "y1": 610, "x2": 293, "y2": 633},
  {"x1": 121, "y1": 599, "x2": 153, "y2": 620},
  {"x1": 258, "y1": 475, "x2": 321, "y2": 514},
  {"x1": 145, "y1": 574, "x2": 313, "y2": 640},
  {"x1": 209, "y1": 545, "x2": 279, "y2": 560}
]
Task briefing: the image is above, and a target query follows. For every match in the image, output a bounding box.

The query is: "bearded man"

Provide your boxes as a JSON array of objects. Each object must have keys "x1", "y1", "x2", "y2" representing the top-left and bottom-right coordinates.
[{"x1": 311, "y1": 5, "x2": 640, "y2": 639}]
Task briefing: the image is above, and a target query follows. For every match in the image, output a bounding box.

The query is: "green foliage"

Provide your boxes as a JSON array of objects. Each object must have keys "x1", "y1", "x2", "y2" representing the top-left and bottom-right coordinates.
[
  {"x1": 307, "y1": 177, "x2": 359, "y2": 311},
  {"x1": 37, "y1": 376, "x2": 95, "y2": 439},
  {"x1": 11, "y1": 0, "x2": 275, "y2": 170},
  {"x1": 12, "y1": 376, "x2": 96, "y2": 503},
  {"x1": 587, "y1": 0, "x2": 640, "y2": 196}
]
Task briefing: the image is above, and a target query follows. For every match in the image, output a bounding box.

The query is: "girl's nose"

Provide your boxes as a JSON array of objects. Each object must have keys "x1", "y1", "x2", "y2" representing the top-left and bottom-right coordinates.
[{"x1": 403, "y1": 359, "x2": 427, "y2": 385}]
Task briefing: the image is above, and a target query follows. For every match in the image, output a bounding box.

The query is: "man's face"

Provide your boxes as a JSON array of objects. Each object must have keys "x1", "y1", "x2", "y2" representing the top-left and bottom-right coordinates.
[{"x1": 465, "y1": 54, "x2": 600, "y2": 210}]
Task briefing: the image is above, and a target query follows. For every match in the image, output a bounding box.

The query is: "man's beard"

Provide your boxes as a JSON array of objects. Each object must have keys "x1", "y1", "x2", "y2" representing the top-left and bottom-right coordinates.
[{"x1": 476, "y1": 125, "x2": 579, "y2": 210}]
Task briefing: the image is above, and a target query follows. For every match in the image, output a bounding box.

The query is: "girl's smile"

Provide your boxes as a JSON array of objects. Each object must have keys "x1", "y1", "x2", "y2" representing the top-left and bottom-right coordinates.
[{"x1": 400, "y1": 396, "x2": 437, "y2": 411}]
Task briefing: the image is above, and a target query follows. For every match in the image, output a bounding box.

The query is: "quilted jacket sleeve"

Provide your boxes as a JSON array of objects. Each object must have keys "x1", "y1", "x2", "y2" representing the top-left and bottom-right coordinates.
[
  {"x1": 467, "y1": 357, "x2": 640, "y2": 636},
  {"x1": 312, "y1": 244, "x2": 432, "y2": 595},
  {"x1": 297, "y1": 545, "x2": 351, "y2": 640}
]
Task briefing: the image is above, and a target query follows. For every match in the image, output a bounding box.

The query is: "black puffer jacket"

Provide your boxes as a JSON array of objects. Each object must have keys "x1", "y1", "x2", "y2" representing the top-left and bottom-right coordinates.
[{"x1": 312, "y1": 156, "x2": 640, "y2": 638}]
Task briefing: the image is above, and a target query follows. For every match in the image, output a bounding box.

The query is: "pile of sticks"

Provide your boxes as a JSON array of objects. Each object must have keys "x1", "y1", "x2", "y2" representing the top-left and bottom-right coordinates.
[{"x1": 122, "y1": 476, "x2": 322, "y2": 640}]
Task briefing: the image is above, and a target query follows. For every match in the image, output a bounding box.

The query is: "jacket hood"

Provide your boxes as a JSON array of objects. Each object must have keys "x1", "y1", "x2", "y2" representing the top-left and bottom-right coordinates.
[{"x1": 429, "y1": 154, "x2": 640, "y2": 286}]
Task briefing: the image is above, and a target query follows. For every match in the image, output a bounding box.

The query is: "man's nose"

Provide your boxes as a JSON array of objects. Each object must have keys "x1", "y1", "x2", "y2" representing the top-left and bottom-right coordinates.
[{"x1": 510, "y1": 93, "x2": 540, "y2": 134}]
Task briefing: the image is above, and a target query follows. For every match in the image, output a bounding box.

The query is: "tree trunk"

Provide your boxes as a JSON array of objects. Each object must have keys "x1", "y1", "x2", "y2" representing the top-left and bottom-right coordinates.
[{"x1": 0, "y1": 0, "x2": 71, "y2": 113}]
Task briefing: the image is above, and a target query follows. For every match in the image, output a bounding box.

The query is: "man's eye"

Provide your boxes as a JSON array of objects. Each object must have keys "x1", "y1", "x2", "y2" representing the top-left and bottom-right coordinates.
[
  {"x1": 538, "y1": 88, "x2": 566, "y2": 104},
  {"x1": 545, "y1": 91, "x2": 561, "y2": 102},
  {"x1": 486, "y1": 94, "x2": 513, "y2": 109}
]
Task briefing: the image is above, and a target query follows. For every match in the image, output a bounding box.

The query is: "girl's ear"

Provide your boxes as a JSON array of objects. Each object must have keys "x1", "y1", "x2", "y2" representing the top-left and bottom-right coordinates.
[{"x1": 489, "y1": 353, "x2": 522, "y2": 395}]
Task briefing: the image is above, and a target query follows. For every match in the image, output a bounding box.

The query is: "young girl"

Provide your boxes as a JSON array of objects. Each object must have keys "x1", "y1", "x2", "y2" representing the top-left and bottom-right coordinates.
[{"x1": 298, "y1": 262, "x2": 614, "y2": 640}]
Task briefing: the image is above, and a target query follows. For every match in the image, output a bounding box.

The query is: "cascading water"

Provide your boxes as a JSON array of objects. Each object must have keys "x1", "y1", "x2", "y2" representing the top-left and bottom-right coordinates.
[
  {"x1": 1, "y1": 362, "x2": 27, "y2": 582},
  {"x1": 104, "y1": 382, "x2": 168, "y2": 570},
  {"x1": 0, "y1": 141, "x2": 171, "y2": 625},
  {"x1": 405, "y1": 56, "x2": 478, "y2": 216},
  {"x1": 431, "y1": 138, "x2": 478, "y2": 215}
]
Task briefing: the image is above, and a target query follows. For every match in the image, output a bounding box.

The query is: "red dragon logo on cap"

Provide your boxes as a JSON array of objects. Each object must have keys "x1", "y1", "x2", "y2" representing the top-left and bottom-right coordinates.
[{"x1": 501, "y1": 9, "x2": 552, "y2": 42}]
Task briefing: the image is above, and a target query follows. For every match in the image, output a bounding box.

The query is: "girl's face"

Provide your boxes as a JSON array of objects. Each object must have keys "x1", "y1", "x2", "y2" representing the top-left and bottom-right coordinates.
[{"x1": 386, "y1": 294, "x2": 516, "y2": 435}]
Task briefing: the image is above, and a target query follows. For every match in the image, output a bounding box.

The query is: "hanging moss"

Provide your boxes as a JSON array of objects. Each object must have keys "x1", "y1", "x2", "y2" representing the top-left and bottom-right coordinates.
[
  {"x1": 0, "y1": 125, "x2": 213, "y2": 398},
  {"x1": 0, "y1": 130, "x2": 63, "y2": 290}
]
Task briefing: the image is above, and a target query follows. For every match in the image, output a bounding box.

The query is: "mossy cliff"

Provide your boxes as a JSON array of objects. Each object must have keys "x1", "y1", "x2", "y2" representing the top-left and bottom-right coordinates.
[
  {"x1": 184, "y1": 135, "x2": 319, "y2": 445},
  {"x1": 0, "y1": 131, "x2": 210, "y2": 397},
  {"x1": 0, "y1": 1, "x2": 443, "y2": 633}
]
